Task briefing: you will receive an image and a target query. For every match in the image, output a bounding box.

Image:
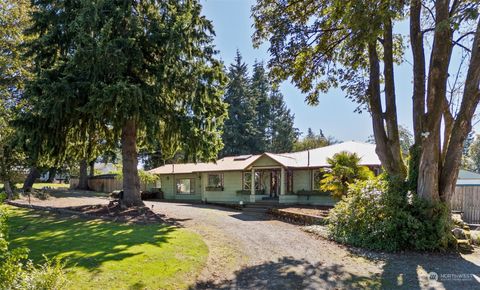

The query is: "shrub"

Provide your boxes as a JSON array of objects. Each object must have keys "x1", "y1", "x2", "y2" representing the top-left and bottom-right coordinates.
[
  {"x1": 320, "y1": 151, "x2": 374, "y2": 198},
  {"x1": 327, "y1": 175, "x2": 453, "y2": 251},
  {"x1": 0, "y1": 208, "x2": 67, "y2": 289},
  {"x1": 0, "y1": 192, "x2": 7, "y2": 203}
]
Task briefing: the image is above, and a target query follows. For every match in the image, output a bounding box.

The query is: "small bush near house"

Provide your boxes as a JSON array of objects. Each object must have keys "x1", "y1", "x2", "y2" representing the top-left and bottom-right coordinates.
[
  {"x1": 320, "y1": 151, "x2": 374, "y2": 199},
  {"x1": 0, "y1": 208, "x2": 67, "y2": 289},
  {"x1": 327, "y1": 175, "x2": 453, "y2": 251}
]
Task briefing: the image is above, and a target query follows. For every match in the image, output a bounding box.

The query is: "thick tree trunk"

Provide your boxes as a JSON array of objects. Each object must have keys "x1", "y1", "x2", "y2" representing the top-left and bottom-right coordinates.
[
  {"x1": 440, "y1": 19, "x2": 480, "y2": 202},
  {"x1": 417, "y1": 0, "x2": 452, "y2": 201},
  {"x1": 23, "y1": 166, "x2": 40, "y2": 192},
  {"x1": 410, "y1": 0, "x2": 426, "y2": 145},
  {"x1": 367, "y1": 42, "x2": 405, "y2": 179},
  {"x1": 89, "y1": 160, "x2": 95, "y2": 177},
  {"x1": 121, "y1": 119, "x2": 143, "y2": 207},
  {"x1": 77, "y1": 160, "x2": 89, "y2": 190},
  {"x1": 47, "y1": 167, "x2": 57, "y2": 183},
  {"x1": 383, "y1": 18, "x2": 406, "y2": 179},
  {"x1": 4, "y1": 181, "x2": 13, "y2": 200}
]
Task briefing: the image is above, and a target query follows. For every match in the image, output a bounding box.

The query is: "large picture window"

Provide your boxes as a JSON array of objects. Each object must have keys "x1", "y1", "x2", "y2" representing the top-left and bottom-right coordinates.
[
  {"x1": 206, "y1": 173, "x2": 224, "y2": 191},
  {"x1": 176, "y1": 178, "x2": 195, "y2": 194},
  {"x1": 312, "y1": 171, "x2": 324, "y2": 191}
]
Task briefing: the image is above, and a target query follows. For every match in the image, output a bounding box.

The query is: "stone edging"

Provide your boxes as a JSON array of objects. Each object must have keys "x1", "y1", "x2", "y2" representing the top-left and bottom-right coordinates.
[{"x1": 268, "y1": 208, "x2": 326, "y2": 225}]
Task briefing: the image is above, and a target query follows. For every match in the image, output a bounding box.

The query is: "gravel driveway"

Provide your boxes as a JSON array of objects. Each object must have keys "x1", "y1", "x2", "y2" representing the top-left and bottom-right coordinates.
[
  {"x1": 13, "y1": 192, "x2": 480, "y2": 289},
  {"x1": 144, "y1": 201, "x2": 480, "y2": 290}
]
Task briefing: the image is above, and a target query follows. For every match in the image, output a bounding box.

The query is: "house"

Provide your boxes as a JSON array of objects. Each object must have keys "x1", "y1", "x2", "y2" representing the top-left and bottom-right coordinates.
[{"x1": 148, "y1": 141, "x2": 381, "y2": 205}]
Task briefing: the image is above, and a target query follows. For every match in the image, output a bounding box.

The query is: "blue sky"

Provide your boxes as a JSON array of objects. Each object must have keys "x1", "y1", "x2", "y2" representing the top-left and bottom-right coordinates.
[{"x1": 201, "y1": 0, "x2": 473, "y2": 142}]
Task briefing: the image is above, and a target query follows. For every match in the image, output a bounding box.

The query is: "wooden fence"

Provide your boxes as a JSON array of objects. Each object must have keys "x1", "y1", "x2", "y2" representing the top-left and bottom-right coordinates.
[
  {"x1": 70, "y1": 174, "x2": 153, "y2": 193},
  {"x1": 450, "y1": 185, "x2": 480, "y2": 224}
]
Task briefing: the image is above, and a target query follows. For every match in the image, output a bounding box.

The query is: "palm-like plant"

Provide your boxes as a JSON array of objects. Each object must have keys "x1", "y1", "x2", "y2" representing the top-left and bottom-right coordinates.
[{"x1": 320, "y1": 151, "x2": 374, "y2": 198}]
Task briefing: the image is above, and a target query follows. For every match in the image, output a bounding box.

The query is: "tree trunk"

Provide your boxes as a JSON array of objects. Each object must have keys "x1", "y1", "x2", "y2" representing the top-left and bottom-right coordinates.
[
  {"x1": 47, "y1": 167, "x2": 57, "y2": 183},
  {"x1": 77, "y1": 160, "x2": 89, "y2": 190},
  {"x1": 410, "y1": 0, "x2": 426, "y2": 145},
  {"x1": 23, "y1": 166, "x2": 40, "y2": 193},
  {"x1": 439, "y1": 19, "x2": 480, "y2": 202},
  {"x1": 383, "y1": 18, "x2": 406, "y2": 180},
  {"x1": 4, "y1": 180, "x2": 13, "y2": 200},
  {"x1": 89, "y1": 160, "x2": 95, "y2": 177},
  {"x1": 121, "y1": 119, "x2": 143, "y2": 207},
  {"x1": 417, "y1": 0, "x2": 452, "y2": 201},
  {"x1": 367, "y1": 42, "x2": 405, "y2": 179}
]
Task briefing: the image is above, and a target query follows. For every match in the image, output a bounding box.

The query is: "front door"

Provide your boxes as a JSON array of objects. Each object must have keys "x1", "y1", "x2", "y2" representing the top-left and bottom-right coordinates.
[{"x1": 270, "y1": 170, "x2": 280, "y2": 197}]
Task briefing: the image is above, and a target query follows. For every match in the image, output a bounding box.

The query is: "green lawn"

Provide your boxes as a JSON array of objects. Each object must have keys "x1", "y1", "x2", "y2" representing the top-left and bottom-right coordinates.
[
  {"x1": 4, "y1": 206, "x2": 208, "y2": 290},
  {"x1": 0, "y1": 183, "x2": 70, "y2": 190}
]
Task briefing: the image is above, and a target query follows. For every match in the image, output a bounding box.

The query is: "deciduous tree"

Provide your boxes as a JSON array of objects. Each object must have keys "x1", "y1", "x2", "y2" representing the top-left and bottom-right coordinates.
[{"x1": 252, "y1": 0, "x2": 480, "y2": 204}]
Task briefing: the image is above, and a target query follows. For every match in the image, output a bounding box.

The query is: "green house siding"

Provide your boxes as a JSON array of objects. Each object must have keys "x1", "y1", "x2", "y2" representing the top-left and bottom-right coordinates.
[
  {"x1": 202, "y1": 171, "x2": 243, "y2": 203},
  {"x1": 249, "y1": 155, "x2": 282, "y2": 168},
  {"x1": 292, "y1": 169, "x2": 311, "y2": 192},
  {"x1": 160, "y1": 173, "x2": 202, "y2": 200},
  {"x1": 156, "y1": 165, "x2": 336, "y2": 205}
]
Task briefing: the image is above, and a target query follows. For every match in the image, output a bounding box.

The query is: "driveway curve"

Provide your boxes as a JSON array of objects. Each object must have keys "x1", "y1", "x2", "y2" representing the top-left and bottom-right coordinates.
[{"x1": 144, "y1": 201, "x2": 480, "y2": 290}]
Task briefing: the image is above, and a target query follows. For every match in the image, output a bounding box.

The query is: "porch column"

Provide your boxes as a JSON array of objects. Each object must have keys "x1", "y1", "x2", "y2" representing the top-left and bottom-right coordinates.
[
  {"x1": 250, "y1": 168, "x2": 256, "y2": 202},
  {"x1": 280, "y1": 167, "x2": 286, "y2": 195}
]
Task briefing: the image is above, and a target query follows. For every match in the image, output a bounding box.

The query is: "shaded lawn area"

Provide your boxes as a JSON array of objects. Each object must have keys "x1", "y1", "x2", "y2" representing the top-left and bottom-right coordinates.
[
  {"x1": 4, "y1": 206, "x2": 208, "y2": 290},
  {"x1": 0, "y1": 183, "x2": 70, "y2": 190}
]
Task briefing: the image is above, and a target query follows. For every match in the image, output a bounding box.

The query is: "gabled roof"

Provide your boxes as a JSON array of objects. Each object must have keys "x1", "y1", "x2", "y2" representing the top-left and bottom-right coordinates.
[{"x1": 148, "y1": 141, "x2": 381, "y2": 174}]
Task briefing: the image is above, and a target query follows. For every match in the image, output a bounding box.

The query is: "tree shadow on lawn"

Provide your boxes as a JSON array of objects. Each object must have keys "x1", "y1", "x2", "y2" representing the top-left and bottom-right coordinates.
[
  {"x1": 7, "y1": 208, "x2": 177, "y2": 273},
  {"x1": 191, "y1": 256, "x2": 380, "y2": 290},
  {"x1": 345, "y1": 246, "x2": 480, "y2": 289}
]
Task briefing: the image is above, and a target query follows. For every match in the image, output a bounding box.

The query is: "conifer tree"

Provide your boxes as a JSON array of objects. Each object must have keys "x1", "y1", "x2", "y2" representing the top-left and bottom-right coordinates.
[
  {"x1": 0, "y1": 0, "x2": 32, "y2": 197},
  {"x1": 24, "y1": 0, "x2": 227, "y2": 206},
  {"x1": 221, "y1": 51, "x2": 259, "y2": 156},
  {"x1": 268, "y1": 88, "x2": 298, "y2": 153},
  {"x1": 251, "y1": 61, "x2": 270, "y2": 152}
]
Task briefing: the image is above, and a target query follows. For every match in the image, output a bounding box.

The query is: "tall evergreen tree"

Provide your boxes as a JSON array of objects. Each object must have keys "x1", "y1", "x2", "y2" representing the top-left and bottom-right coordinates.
[
  {"x1": 251, "y1": 60, "x2": 270, "y2": 152},
  {"x1": 221, "y1": 51, "x2": 259, "y2": 156},
  {"x1": 268, "y1": 88, "x2": 298, "y2": 153},
  {"x1": 24, "y1": 0, "x2": 227, "y2": 206},
  {"x1": 0, "y1": 0, "x2": 32, "y2": 197}
]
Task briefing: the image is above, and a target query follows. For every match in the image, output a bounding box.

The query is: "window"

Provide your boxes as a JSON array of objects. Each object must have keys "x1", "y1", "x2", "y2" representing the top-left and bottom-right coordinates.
[
  {"x1": 176, "y1": 178, "x2": 195, "y2": 194},
  {"x1": 243, "y1": 172, "x2": 261, "y2": 191},
  {"x1": 206, "y1": 173, "x2": 224, "y2": 191},
  {"x1": 312, "y1": 171, "x2": 324, "y2": 191}
]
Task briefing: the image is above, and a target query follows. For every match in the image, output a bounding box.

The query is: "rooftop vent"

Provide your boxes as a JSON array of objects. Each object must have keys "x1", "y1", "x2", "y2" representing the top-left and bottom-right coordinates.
[{"x1": 233, "y1": 155, "x2": 252, "y2": 161}]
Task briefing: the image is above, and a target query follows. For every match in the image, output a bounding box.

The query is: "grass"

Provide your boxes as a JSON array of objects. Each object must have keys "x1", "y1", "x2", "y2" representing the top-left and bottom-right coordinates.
[
  {"x1": 0, "y1": 183, "x2": 70, "y2": 190},
  {"x1": 4, "y1": 205, "x2": 208, "y2": 290}
]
